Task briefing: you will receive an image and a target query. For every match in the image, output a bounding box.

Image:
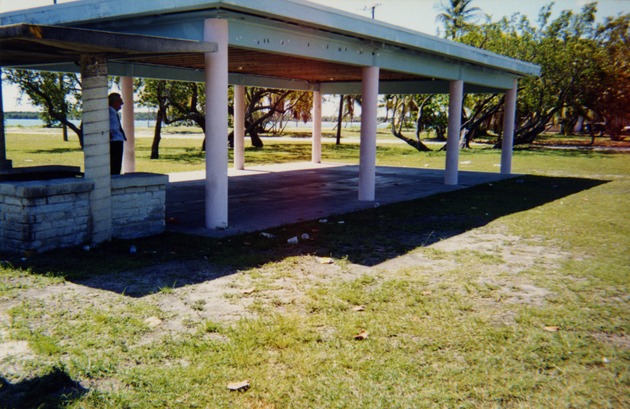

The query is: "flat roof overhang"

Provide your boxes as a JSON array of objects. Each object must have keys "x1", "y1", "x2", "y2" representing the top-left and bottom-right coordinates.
[
  {"x1": 0, "y1": 23, "x2": 217, "y2": 68},
  {"x1": 0, "y1": 0, "x2": 540, "y2": 95}
]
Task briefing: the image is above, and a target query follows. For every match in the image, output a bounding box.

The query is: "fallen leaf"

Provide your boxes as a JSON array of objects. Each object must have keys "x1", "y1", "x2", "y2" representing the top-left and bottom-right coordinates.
[
  {"x1": 317, "y1": 257, "x2": 334, "y2": 264},
  {"x1": 543, "y1": 326, "x2": 560, "y2": 332},
  {"x1": 352, "y1": 305, "x2": 366, "y2": 311},
  {"x1": 241, "y1": 288, "x2": 255, "y2": 295},
  {"x1": 354, "y1": 330, "x2": 368, "y2": 340},
  {"x1": 227, "y1": 380, "x2": 250, "y2": 392}
]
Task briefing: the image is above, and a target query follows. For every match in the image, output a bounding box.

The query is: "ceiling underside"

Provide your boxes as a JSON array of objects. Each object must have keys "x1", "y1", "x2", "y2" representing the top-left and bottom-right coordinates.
[
  {"x1": 132, "y1": 48, "x2": 422, "y2": 83},
  {"x1": 0, "y1": 24, "x2": 217, "y2": 67},
  {"x1": 0, "y1": 23, "x2": 510, "y2": 95},
  {"x1": 0, "y1": 23, "x2": 432, "y2": 88}
]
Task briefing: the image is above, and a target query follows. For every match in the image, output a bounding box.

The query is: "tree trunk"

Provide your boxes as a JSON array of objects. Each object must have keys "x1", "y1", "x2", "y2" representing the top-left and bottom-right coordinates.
[
  {"x1": 249, "y1": 128, "x2": 264, "y2": 148},
  {"x1": 336, "y1": 94, "x2": 344, "y2": 145},
  {"x1": 151, "y1": 109, "x2": 164, "y2": 159},
  {"x1": 391, "y1": 118, "x2": 432, "y2": 152}
]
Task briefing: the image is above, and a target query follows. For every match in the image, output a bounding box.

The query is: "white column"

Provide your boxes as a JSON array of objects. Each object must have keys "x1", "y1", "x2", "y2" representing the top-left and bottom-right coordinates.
[
  {"x1": 204, "y1": 19, "x2": 229, "y2": 229},
  {"x1": 445, "y1": 80, "x2": 463, "y2": 185},
  {"x1": 233, "y1": 84, "x2": 245, "y2": 170},
  {"x1": 121, "y1": 76, "x2": 135, "y2": 173},
  {"x1": 0, "y1": 75, "x2": 12, "y2": 170},
  {"x1": 501, "y1": 79, "x2": 518, "y2": 175},
  {"x1": 81, "y1": 54, "x2": 112, "y2": 243},
  {"x1": 358, "y1": 66, "x2": 379, "y2": 201},
  {"x1": 312, "y1": 89, "x2": 322, "y2": 163}
]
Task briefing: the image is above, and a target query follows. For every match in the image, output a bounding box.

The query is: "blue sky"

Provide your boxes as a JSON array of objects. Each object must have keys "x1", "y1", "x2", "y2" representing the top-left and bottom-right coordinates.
[
  {"x1": 309, "y1": 1, "x2": 628, "y2": 33},
  {"x1": 1, "y1": 0, "x2": 628, "y2": 111}
]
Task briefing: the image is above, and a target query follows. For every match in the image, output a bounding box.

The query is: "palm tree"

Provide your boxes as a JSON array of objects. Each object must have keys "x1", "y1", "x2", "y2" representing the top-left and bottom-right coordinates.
[{"x1": 435, "y1": 0, "x2": 482, "y2": 40}]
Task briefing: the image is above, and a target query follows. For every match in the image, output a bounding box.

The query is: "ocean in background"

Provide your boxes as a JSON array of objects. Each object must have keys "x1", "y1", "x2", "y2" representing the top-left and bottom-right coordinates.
[
  {"x1": 5, "y1": 118, "x2": 157, "y2": 128},
  {"x1": 5, "y1": 118, "x2": 380, "y2": 129}
]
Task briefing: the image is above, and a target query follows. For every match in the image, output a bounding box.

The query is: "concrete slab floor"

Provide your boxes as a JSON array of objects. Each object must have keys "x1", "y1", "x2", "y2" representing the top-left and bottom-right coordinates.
[{"x1": 165, "y1": 162, "x2": 516, "y2": 238}]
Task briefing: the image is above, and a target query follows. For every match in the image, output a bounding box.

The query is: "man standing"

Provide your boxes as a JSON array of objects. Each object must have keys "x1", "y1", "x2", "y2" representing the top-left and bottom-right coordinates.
[{"x1": 108, "y1": 92, "x2": 126, "y2": 175}]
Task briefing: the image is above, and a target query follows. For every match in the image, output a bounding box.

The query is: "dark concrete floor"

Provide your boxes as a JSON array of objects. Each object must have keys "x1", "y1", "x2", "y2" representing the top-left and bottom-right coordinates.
[{"x1": 165, "y1": 162, "x2": 515, "y2": 237}]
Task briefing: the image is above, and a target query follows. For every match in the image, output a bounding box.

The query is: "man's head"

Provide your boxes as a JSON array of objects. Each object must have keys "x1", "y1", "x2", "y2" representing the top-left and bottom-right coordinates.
[{"x1": 108, "y1": 93, "x2": 123, "y2": 111}]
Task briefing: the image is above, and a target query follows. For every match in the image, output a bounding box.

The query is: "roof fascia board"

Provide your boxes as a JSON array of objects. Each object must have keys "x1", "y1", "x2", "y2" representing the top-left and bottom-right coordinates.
[
  {"x1": 100, "y1": 12, "x2": 520, "y2": 88},
  {"x1": 0, "y1": 0, "x2": 223, "y2": 26},
  {"x1": 215, "y1": 0, "x2": 539, "y2": 76},
  {"x1": 0, "y1": 0, "x2": 539, "y2": 77},
  {"x1": 0, "y1": 23, "x2": 217, "y2": 55}
]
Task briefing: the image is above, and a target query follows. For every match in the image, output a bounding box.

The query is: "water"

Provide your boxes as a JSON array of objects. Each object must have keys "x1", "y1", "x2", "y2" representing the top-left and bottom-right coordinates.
[
  {"x1": 5, "y1": 119, "x2": 387, "y2": 129},
  {"x1": 5, "y1": 119, "x2": 157, "y2": 128}
]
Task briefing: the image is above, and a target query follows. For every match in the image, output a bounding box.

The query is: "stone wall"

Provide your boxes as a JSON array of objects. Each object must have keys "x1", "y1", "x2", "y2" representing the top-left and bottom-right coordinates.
[
  {"x1": 111, "y1": 173, "x2": 168, "y2": 240},
  {"x1": 0, "y1": 172, "x2": 167, "y2": 254},
  {"x1": 0, "y1": 178, "x2": 93, "y2": 254}
]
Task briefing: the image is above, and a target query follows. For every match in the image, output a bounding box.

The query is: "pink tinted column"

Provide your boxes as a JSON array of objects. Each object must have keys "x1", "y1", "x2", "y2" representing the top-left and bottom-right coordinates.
[
  {"x1": 233, "y1": 84, "x2": 245, "y2": 170},
  {"x1": 358, "y1": 66, "x2": 379, "y2": 201},
  {"x1": 312, "y1": 89, "x2": 322, "y2": 163},
  {"x1": 204, "y1": 19, "x2": 229, "y2": 229},
  {"x1": 501, "y1": 79, "x2": 518, "y2": 174},
  {"x1": 121, "y1": 76, "x2": 135, "y2": 173},
  {"x1": 445, "y1": 79, "x2": 463, "y2": 185}
]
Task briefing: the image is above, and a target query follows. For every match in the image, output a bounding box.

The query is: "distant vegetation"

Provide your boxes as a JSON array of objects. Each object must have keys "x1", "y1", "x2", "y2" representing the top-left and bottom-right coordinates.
[
  {"x1": 4, "y1": 111, "x2": 41, "y2": 119},
  {"x1": 4, "y1": 111, "x2": 157, "y2": 121}
]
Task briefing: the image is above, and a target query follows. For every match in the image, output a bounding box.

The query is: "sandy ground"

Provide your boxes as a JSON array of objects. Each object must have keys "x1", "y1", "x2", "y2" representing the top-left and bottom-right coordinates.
[{"x1": 0, "y1": 226, "x2": 578, "y2": 374}]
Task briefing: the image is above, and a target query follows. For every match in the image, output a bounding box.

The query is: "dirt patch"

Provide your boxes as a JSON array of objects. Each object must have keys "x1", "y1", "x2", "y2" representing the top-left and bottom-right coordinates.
[{"x1": 0, "y1": 228, "x2": 572, "y2": 373}]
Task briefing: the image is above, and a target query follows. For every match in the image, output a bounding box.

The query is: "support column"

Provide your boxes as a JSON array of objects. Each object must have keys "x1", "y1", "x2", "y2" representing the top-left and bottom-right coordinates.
[
  {"x1": 358, "y1": 66, "x2": 379, "y2": 201},
  {"x1": 204, "y1": 19, "x2": 229, "y2": 229},
  {"x1": 445, "y1": 80, "x2": 463, "y2": 185},
  {"x1": 501, "y1": 79, "x2": 518, "y2": 175},
  {"x1": 121, "y1": 76, "x2": 135, "y2": 173},
  {"x1": 0, "y1": 74, "x2": 12, "y2": 171},
  {"x1": 233, "y1": 84, "x2": 245, "y2": 170},
  {"x1": 80, "y1": 54, "x2": 112, "y2": 243},
  {"x1": 312, "y1": 89, "x2": 322, "y2": 163}
]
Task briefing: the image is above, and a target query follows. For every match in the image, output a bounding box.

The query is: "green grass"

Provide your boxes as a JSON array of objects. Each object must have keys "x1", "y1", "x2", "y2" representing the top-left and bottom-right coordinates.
[{"x1": 1, "y1": 126, "x2": 628, "y2": 408}]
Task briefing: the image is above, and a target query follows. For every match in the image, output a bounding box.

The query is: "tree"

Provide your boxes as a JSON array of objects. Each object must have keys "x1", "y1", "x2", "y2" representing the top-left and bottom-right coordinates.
[
  {"x1": 582, "y1": 13, "x2": 630, "y2": 140},
  {"x1": 385, "y1": 94, "x2": 432, "y2": 151},
  {"x1": 4, "y1": 70, "x2": 83, "y2": 145},
  {"x1": 137, "y1": 79, "x2": 206, "y2": 158},
  {"x1": 235, "y1": 88, "x2": 312, "y2": 148},
  {"x1": 334, "y1": 95, "x2": 360, "y2": 144},
  {"x1": 435, "y1": 0, "x2": 483, "y2": 39},
  {"x1": 455, "y1": 2, "x2": 627, "y2": 146},
  {"x1": 138, "y1": 80, "x2": 315, "y2": 156}
]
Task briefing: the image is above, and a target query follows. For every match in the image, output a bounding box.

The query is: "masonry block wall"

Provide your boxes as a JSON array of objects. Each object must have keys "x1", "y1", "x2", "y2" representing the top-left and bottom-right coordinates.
[
  {"x1": 0, "y1": 178, "x2": 94, "y2": 254},
  {"x1": 0, "y1": 173, "x2": 167, "y2": 254},
  {"x1": 111, "y1": 173, "x2": 168, "y2": 240}
]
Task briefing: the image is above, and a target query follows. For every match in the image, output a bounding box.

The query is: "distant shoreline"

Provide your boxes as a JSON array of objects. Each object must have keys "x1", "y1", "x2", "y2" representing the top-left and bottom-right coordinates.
[{"x1": 3, "y1": 111, "x2": 157, "y2": 121}]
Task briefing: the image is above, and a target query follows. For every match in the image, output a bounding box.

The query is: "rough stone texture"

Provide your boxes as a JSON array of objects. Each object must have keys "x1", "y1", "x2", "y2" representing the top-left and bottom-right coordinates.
[
  {"x1": 111, "y1": 173, "x2": 167, "y2": 240},
  {"x1": 0, "y1": 178, "x2": 93, "y2": 254},
  {"x1": 0, "y1": 173, "x2": 167, "y2": 254}
]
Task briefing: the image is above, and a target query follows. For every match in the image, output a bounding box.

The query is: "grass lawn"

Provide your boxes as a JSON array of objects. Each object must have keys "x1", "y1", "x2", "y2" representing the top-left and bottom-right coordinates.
[{"x1": 1, "y1": 126, "x2": 629, "y2": 408}]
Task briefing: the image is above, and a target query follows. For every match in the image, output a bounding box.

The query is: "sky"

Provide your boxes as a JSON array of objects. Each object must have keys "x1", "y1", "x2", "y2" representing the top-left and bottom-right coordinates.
[{"x1": 1, "y1": 0, "x2": 629, "y2": 111}]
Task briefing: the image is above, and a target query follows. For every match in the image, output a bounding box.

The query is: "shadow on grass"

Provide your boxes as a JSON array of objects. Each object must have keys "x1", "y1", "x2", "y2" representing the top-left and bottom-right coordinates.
[
  {"x1": 6, "y1": 173, "x2": 608, "y2": 298},
  {"x1": 27, "y1": 147, "x2": 81, "y2": 154},
  {"x1": 0, "y1": 367, "x2": 87, "y2": 409}
]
